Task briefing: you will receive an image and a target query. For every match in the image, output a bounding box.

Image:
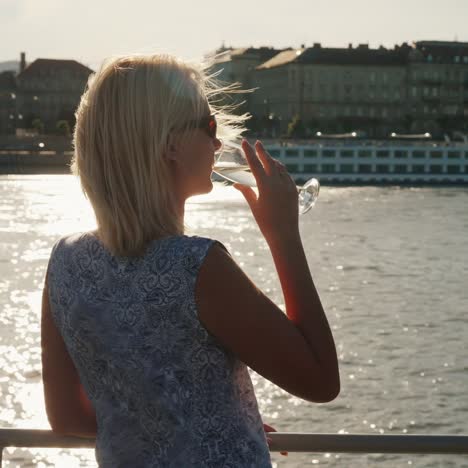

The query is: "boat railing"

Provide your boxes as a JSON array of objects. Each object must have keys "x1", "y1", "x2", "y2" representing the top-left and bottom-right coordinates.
[{"x1": 1, "y1": 429, "x2": 468, "y2": 465}]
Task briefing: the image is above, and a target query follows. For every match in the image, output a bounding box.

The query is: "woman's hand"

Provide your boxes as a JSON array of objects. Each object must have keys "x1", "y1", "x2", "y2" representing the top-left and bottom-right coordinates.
[
  {"x1": 263, "y1": 423, "x2": 288, "y2": 456},
  {"x1": 234, "y1": 140, "x2": 299, "y2": 244}
]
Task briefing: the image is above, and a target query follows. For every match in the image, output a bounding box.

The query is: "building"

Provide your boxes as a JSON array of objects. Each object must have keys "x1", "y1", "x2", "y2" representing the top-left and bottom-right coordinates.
[
  {"x1": 209, "y1": 46, "x2": 282, "y2": 120},
  {"x1": 214, "y1": 41, "x2": 468, "y2": 139},
  {"x1": 407, "y1": 41, "x2": 468, "y2": 135},
  {"x1": 14, "y1": 53, "x2": 93, "y2": 133},
  {"x1": 0, "y1": 71, "x2": 18, "y2": 134},
  {"x1": 251, "y1": 43, "x2": 411, "y2": 137}
]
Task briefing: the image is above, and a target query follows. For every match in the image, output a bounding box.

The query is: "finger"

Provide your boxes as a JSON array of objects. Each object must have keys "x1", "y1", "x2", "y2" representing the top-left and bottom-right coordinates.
[
  {"x1": 273, "y1": 159, "x2": 296, "y2": 189},
  {"x1": 263, "y1": 423, "x2": 277, "y2": 433},
  {"x1": 255, "y1": 140, "x2": 277, "y2": 175},
  {"x1": 241, "y1": 139, "x2": 265, "y2": 184},
  {"x1": 233, "y1": 183, "x2": 257, "y2": 210},
  {"x1": 273, "y1": 159, "x2": 286, "y2": 171}
]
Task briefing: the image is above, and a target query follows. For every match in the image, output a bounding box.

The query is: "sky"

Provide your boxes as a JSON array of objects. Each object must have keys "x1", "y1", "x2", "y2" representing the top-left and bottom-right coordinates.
[{"x1": 1, "y1": 0, "x2": 468, "y2": 70}]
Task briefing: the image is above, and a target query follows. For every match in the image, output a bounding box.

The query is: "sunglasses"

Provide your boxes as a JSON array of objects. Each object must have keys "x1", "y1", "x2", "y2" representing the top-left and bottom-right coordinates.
[{"x1": 188, "y1": 114, "x2": 217, "y2": 139}]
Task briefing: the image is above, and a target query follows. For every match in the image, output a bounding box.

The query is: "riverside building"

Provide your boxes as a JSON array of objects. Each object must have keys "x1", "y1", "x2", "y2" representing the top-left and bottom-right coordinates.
[
  {"x1": 0, "y1": 53, "x2": 92, "y2": 135},
  {"x1": 212, "y1": 41, "x2": 468, "y2": 139}
]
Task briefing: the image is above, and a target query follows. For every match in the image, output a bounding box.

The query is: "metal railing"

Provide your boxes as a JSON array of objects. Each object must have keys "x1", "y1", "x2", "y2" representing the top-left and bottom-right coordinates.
[{"x1": 1, "y1": 429, "x2": 468, "y2": 465}]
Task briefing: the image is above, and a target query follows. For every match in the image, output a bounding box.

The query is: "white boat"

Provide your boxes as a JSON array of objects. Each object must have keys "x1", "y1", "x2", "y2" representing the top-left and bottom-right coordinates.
[{"x1": 266, "y1": 140, "x2": 468, "y2": 184}]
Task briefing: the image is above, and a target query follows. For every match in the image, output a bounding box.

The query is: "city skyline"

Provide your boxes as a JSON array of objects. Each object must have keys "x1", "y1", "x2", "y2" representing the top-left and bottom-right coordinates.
[{"x1": 1, "y1": 0, "x2": 468, "y2": 70}]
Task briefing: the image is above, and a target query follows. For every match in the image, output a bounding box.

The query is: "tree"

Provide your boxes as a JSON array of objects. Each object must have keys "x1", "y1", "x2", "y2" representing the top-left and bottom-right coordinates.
[
  {"x1": 287, "y1": 115, "x2": 305, "y2": 139},
  {"x1": 56, "y1": 120, "x2": 71, "y2": 137},
  {"x1": 32, "y1": 118, "x2": 44, "y2": 135}
]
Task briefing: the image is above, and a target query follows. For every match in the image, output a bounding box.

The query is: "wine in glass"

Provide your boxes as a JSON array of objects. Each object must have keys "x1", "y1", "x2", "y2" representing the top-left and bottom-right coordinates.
[{"x1": 213, "y1": 142, "x2": 320, "y2": 215}]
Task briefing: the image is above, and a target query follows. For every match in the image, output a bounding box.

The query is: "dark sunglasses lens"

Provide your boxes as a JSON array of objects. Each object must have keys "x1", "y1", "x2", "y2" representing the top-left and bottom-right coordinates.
[{"x1": 208, "y1": 116, "x2": 217, "y2": 138}]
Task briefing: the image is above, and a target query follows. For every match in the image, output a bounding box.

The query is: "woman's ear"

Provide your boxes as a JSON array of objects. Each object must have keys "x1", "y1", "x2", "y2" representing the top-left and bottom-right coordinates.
[{"x1": 164, "y1": 134, "x2": 180, "y2": 162}]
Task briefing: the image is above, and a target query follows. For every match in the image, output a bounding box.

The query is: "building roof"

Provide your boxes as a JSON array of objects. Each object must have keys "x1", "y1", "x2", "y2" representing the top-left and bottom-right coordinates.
[
  {"x1": 257, "y1": 49, "x2": 302, "y2": 69},
  {"x1": 214, "y1": 46, "x2": 281, "y2": 64},
  {"x1": 414, "y1": 41, "x2": 468, "y2": 63},
  {"x1": 257, "y1": 43, "x2": 411, "y2": 69},
  {"x1": 17, "y1": 58, "x2": 93, "y2": 78}
]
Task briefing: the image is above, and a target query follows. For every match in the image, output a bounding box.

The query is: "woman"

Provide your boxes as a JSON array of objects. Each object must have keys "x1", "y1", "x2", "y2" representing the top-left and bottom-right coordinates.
[{"x1": 41, "y1": 53, "x2": 340, "y2": 467}]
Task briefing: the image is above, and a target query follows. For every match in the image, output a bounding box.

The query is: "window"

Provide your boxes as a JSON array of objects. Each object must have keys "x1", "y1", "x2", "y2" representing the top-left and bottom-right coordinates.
[
  {"x1": 321, "y1": 163, "x2": 336, "y2": 173},
  {"x1": 340, "y1": 150, "x2": 354, "y2": 158},
  {"x1": 412, "y1": 165, "x2": 426, "y2": 174},
  {"x1": 358, "y1": 150, "x2": 372, "y2": 158},
  {"x1": 377, "y1": 150, "x2": 390, "y2": 158},
  {"x1": 285, "y1": 149, "x2": 299, "y2": 157},
  {"x1": 268, "y1": 149, "x2": 280, "y2": 157},
  {"x1": 304, "y1": 164, "x2": 317, "y2": 172},
  {"x1": 429, "y1": 165, "x2": 443, "y2": 173},
  {"x1": 323, "y1": 150, "x2": 336, "y2": 158},
  {"x1": 394, "y1": 164, "x2": 408, "y2": 174},
  {"x1": 412, "y1": 150, "x2": 426, "y2": 158},
  {"x1": 394, "y1": 150, "x2": 408, "y2": 158},
  {"x1": 447, "y1": 165, "x2": 460, "y2": 174},
  {"x1": 376, "y1": 164, "x2": 390, "y2": 173},
  {"x1": 304, "y1": 149, "x2": 317, "y2": 158},
  {"x1": 286, "y1": 164, "x2": 298, "y2": 172},
  {"x1": 358, "y1": 164, "x2": 372, "y2": 173},
  {"x1": 340, "y1": 164, "x2": 354, "y2": 173},
  {"x1": 430, "y1": 151, "x2": 443, "y2": 158},
  {"x1": 448, "y1": 151, "x2": 461, "y2": 159}
]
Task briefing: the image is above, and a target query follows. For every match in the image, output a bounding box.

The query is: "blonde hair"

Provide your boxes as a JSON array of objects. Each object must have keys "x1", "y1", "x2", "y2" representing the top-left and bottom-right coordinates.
[{"x1": 72, "y1": 53, "x2": 247, "y2": 257}]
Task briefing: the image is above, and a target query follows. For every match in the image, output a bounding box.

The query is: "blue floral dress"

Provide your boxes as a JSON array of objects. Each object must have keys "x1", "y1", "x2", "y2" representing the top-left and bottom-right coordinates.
[{"x1": 47, "y1": 232, "x2": 271, "y2": 467}]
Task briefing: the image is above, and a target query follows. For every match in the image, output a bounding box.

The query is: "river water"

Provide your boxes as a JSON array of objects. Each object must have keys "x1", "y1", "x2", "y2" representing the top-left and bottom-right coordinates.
[{"x1": 1, "y1": 175, "x2": 467, "y2": 467}]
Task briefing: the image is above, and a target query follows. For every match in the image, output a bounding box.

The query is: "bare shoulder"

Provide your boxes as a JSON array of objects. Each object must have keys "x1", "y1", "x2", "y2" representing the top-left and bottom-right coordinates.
[{"x1": 195, "y1": 243, "x2": 332, "y2": 402}]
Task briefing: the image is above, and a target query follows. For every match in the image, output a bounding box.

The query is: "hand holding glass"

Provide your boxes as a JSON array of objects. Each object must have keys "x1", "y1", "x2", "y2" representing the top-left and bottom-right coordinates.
[{"x1": 213, "y1": 141, "x2": 320, "y2": 214}]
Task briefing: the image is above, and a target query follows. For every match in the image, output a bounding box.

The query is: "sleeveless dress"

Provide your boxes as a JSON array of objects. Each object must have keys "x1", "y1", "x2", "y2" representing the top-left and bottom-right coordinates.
[{"x1": 46, "y1": 232, "x2": 272, "y2": 467}]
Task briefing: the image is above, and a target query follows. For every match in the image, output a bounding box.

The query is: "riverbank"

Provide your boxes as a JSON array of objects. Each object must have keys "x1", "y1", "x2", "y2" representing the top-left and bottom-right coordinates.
[
  {"x1": 0, "y1": 152, "x2": 71, "y2": 174},
  {"x1": 1, "y1": 137, "x2": 467, "y2": 184}
]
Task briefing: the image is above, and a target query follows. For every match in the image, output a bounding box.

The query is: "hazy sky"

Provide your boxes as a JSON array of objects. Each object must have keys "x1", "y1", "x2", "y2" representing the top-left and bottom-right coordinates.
[{"x1": 2, "y1": 0, "x2": 467, "y2": 70}]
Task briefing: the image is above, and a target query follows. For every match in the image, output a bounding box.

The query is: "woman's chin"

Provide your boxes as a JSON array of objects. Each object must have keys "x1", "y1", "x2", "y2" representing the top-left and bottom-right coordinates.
[
  {"x1": 188, "y1": 180, "x2": 213, "y2": 198},
  {"x1": 202, "y1": 180, "x2": 214, "y2": 194}
]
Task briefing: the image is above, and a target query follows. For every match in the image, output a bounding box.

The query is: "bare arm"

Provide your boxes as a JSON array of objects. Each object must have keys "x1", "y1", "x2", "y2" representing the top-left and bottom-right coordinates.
[
  {"x1": 196, "y1": 140, "x2": 339, "y2": 402},
  {"x1": 41, "y1": 281, "x2": 97, "y2": 437}
]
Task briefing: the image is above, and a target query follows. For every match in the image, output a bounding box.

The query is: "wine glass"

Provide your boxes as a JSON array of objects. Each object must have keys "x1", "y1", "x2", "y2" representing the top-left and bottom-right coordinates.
[{"x1": 212, "y1": 141, "x2": 320, "y2": 215}]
